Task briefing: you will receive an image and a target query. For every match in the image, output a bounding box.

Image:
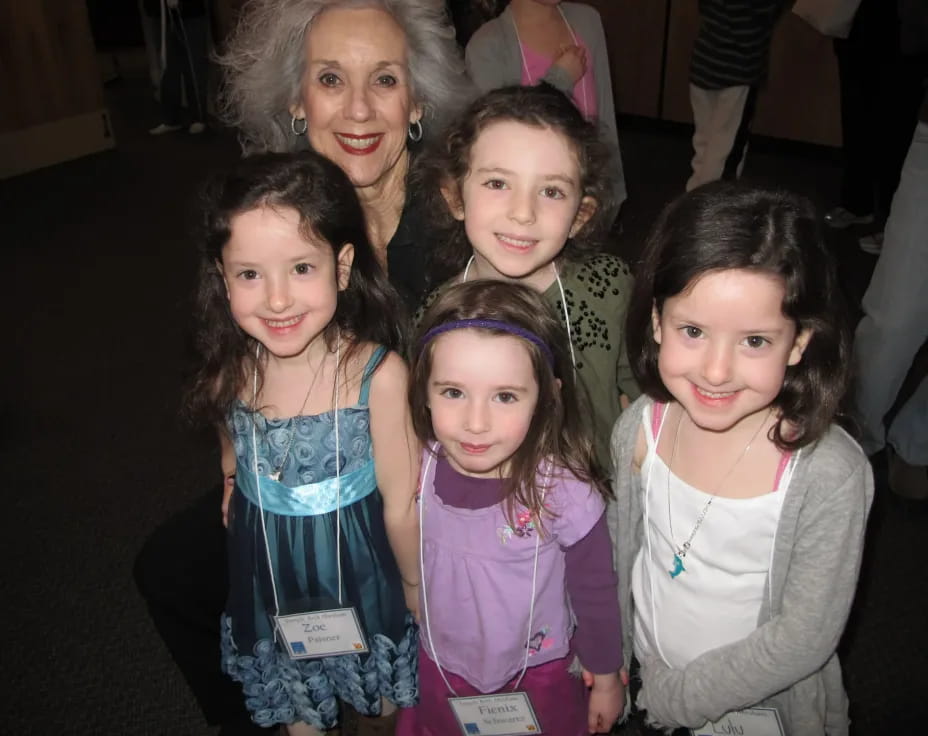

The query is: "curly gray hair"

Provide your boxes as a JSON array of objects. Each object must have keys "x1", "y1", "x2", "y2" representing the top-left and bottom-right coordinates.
[{"x1": 218, "y1": 0, "x2": 472, "y2": 153}]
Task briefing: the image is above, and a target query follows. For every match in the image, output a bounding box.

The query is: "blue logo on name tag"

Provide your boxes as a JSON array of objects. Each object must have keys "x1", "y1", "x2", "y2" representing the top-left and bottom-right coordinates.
[
  {"x1": 464, "y1": 724, "x2": 481, "y2": 734},
  {"x1": 291, "y1": 641, "x2": 306, "y2": 654}
]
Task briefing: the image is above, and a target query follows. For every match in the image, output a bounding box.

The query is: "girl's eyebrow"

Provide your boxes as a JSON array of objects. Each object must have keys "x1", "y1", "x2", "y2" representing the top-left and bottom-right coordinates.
[{"x1": 474, "y1": 166, "x2": 576, "y2": 186}]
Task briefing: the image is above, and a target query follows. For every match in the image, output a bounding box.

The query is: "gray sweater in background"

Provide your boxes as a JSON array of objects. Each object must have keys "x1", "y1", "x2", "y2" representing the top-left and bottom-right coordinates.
[{"x1": 608, "y1": 396, "x2": 873, "y2": 735}]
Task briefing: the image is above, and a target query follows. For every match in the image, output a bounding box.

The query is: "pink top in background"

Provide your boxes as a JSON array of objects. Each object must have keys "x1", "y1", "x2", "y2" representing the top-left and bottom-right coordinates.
[{"x1": 520, "y1": 38, "x2": 598, "y2": 122}]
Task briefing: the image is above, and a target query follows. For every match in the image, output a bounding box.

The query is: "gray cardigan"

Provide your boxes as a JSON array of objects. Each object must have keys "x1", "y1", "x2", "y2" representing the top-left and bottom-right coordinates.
[
  {"x1": 465, "y1": 3, "x2": 627, "y2": 212},
  {"x1": 608, "y1": 396, "x2": 873, "y2": 735}
]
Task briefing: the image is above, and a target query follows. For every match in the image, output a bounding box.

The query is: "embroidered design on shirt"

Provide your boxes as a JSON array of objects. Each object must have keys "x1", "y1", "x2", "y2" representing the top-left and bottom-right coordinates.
[
  {"x1": 497, "y1": 509, "x2": 536, "y2": 544},
  {"x1": 527, "y1": 626, "x2": 554, "y2": 656}
]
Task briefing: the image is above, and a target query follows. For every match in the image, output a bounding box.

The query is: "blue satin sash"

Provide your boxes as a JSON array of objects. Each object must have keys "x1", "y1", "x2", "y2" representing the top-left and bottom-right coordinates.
[{"x1": 237, "y1": 461, "x2": 376, "y2": 516}]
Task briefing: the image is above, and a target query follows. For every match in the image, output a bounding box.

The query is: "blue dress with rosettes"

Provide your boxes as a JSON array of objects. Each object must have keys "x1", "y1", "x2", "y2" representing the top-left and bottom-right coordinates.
[{"x1": 220, "y1": 347, "x2": 417, "y2": 729}]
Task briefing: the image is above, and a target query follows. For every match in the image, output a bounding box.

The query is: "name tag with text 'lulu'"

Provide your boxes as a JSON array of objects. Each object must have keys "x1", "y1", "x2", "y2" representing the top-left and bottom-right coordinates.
[
  {"x1": 691, "y1": 707, "x2": 785, "y2": 736},
  {"x1": 275, "y1": 607, "x2": 368, "y2": 660},
  {"x1": 448, "y1": 691, "x2": 541, "y2": 735}
]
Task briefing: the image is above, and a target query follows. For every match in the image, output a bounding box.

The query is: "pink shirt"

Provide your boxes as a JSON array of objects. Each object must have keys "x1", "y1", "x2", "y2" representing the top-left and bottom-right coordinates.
[
  {"x1": 417, "y1": 448, "x2": 605, "y2": 692},
  {"x1": 520, "y1": 39, "x2": 598, "y2": 122}
]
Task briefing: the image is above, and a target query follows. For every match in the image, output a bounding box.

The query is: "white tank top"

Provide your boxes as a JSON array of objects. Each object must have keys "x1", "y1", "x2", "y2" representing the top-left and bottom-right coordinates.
[{"x1": 631, "y1": 403, "x2": 793, "y2": 669}]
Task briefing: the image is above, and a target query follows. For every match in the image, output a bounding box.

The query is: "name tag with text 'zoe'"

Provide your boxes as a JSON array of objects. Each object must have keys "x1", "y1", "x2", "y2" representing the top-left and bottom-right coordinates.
[
  {"x1": 691, "y1": 707, "x2": 785, "y2": 736},
  {"x1": 275, "y1": 608, "x2": 368, "y2": 660},
  {"x1": 448, "y1": 691, "x2": 541, "y2": 735}
]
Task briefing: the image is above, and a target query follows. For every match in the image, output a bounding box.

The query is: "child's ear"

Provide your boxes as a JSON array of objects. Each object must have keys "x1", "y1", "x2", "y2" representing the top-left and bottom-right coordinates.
[
  {"x1": 787, "y1": 327, "x2": 813, "y2": 366},
  {"x1": 336, "y1": 243, "x2": 355, "y2": 291},
  {"x1": 217, "y1": 259, "x2": 230, "y2": 299},
  {"x1": 441, "y1": 178, "x2": 465, "y2": 221},
  {"x1": 568, "y1": 195, "x2": 597, "y2": 237},
  {"x1": 651, "y1": 303, "x2": 662, "y2": 344}
]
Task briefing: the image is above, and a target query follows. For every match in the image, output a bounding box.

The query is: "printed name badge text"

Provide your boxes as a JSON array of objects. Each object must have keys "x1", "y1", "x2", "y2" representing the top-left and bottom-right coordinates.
[
  {"x1": 448, "y1": 691, "x2": 541, "y2": 735},
  {"x1": 691, "y1": 707, "x2": 785, "y2": 736},
  {"x1": 275, "y1": 608, "x2": 368, "y2": 659}
]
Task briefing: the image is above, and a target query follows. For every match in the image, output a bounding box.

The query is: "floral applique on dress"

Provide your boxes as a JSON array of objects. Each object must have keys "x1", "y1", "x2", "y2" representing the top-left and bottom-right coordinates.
[
  {"x1": 527, "y1": 626, "x2": 555, "y2": 657},
  {"x1": 497, "y1": 509, "x2": 537, "y2": 544}
]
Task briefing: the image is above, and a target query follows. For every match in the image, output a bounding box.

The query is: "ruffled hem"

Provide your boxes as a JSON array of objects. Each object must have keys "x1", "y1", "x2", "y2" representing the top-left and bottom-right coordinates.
[{"x1": 221, "y1": 613, "x2": 418, "y2": 728}]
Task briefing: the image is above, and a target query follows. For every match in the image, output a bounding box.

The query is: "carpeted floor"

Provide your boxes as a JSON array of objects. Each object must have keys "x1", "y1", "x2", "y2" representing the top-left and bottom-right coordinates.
[{"x1": 1, "y1": 65, "x2": 925, "y2": 735}]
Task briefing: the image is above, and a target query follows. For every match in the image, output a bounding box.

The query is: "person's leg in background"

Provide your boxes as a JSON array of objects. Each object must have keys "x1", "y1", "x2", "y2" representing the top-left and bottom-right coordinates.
[
  {"x1": 853, "y1": 120, "x2": 928, "y2": 496},
  {"x1": 173, "y1": 12, "x2": 211, "y2": 131},
  {"x1": 686, "y1": 84, "x2": 749, "y2": 191}
]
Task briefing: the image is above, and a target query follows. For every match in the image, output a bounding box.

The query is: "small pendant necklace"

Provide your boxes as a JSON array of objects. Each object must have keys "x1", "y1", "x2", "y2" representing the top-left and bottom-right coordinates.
[
  {"x1": 257, "y1": 345, "x2": 329, "y2": 482},
  {"x1": 665, "y1": 407, "x2": 771, "y2": 578}
]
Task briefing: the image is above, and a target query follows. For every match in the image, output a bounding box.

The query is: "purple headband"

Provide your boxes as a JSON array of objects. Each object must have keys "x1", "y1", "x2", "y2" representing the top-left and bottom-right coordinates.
[{"x1": 419, "y1": 319, "x2": 555, "y2": 368}]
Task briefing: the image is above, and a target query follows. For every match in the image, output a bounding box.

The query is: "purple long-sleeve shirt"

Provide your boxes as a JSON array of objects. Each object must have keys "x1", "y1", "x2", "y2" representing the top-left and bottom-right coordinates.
[{"x1": 434, "y1": 456, "x2": 623, "y2": 674}]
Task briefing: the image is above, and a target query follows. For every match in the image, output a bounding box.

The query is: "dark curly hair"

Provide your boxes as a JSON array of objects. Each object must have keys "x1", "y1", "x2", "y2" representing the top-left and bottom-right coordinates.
[
  {"x1": 625, "y1": 181, "x2": 852, "y2": 451},
  {"x1": 414, "y1": 83, "x2": 615, "y2": 285},
  {"x1": 187, "y1": 150, "x2": 407, "y2": 425}
]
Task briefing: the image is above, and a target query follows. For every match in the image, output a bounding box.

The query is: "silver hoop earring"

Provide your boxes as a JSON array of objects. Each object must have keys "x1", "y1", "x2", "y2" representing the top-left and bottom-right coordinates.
[
  {"x1": 291, "y1": 116, "x2": 307, "y2": 136},
  {"x1": 408, "y1": 119, "x2": 423, "y2": 143}
]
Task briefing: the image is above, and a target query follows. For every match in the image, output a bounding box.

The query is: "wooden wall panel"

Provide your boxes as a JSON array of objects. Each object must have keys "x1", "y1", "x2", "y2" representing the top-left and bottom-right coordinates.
[
  {"x1": 0, "y1": 0, "x2": 113, "y2": 177},
  {"x1": 660, "y1": 0, "x2": 699, "y2": 125},
  {"x1": 754, "y1": 12, "x2": 841, "y2": 147},
  {"x1": 0, "y1": 0, "x2": 104, "y2": 132},
  {"x1": 586, "y1": 0, "x2": 669, "y2": 118}
]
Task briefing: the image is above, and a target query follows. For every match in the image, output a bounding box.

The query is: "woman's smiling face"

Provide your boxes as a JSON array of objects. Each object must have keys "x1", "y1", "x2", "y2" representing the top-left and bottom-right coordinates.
[{"x1": 292, "y1": 6, "x2": 421, "y2": 194}]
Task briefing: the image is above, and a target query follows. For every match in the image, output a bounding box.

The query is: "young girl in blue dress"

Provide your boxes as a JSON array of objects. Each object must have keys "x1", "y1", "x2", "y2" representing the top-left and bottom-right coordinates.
[{"x1": 188, "y1": 151, "x2": 419, "y2": 734}]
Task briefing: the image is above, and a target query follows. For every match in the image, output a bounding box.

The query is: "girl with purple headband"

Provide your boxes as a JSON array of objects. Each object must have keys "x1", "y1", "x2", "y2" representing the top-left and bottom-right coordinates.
[{"x1": 397, "y1": 280, "x2": 625, "y2": 735}]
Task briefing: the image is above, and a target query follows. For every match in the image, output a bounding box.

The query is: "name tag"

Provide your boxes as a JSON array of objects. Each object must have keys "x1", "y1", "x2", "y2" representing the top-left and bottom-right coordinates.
[
  {"x1": 448, "y1": 691, "x2": 541, "y2": 735},
  {"x1": 691, "y1": 707, "x2": 785, "y2": 736},
  {"x1": 274, "y1": 607, "x2": 368, "y2": 659}
]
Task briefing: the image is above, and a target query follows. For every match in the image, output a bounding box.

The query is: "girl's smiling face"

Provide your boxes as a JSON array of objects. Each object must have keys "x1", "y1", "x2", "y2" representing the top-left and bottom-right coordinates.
[
  {"x1": 220, "y1": 206, "x2": 353, "y2": 362},
  {"x1": 427, "y1": 330, "x2": 539, "y2": 478},
  {"x1": 653, "y1": 268, "x2": 811, "y2": 434},
  {"x1": 445, "y1": 120, "x2": 595, "y2": 291}
]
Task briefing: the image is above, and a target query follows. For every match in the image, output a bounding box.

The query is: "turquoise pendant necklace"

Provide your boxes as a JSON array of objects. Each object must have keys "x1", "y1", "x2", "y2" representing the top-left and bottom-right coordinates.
[{"x1": 666, "y1": 408, "x2": 771, "y2": 578}]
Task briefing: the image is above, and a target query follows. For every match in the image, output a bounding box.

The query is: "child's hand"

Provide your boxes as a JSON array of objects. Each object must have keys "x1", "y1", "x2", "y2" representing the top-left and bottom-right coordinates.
[
  {"x1": 221, "y1": 474, "x2": 235, "y2": 529},
  {"x1": 553, "y1": 44, "x2": 588, "y2": 85},
  {"x1": 583, "y1": 668, "x2": 624, "y2": 734}
]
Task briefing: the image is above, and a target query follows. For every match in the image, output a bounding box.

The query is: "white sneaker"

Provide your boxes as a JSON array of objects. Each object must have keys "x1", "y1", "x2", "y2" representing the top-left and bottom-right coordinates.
[
  {"x1": 188, "y1": 122, "x2": 206, "y2": 135},
  {"x1": 859, "y1": 232, "x2": 884, "y2": 255},
  {"x1": 824, "y1": 206, "x2": 874, "y2": 229},
  {"x1": 149, "y1": 123, "x2": 183, "y2": 136}
]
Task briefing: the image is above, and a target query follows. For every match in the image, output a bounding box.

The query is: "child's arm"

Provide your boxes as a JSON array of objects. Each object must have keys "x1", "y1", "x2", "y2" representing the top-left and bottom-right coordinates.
[
  {"x1": 637, "y1": 453, "x2": 873, "y2": 729},
  {"x1": 219, "y1": 426, "x2": 236, "y2": 528},
  {"x1": 564, "y1": 513, "x2": 626, "y2": 732},
  {"x1": 368, "y1": 351, "x2": 421, "y2": 615}
]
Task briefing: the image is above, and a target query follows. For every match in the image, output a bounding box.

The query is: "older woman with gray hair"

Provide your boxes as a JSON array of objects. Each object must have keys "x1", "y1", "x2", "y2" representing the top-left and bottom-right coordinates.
[
  {"x1": 218, "y1": 0, "x2": 471, "y2": 308},
  {"x1": 133, "y1": 3, "x2": 469, "y2": 735}
]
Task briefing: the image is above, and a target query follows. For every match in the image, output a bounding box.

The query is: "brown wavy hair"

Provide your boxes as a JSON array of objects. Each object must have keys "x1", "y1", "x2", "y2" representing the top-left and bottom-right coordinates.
[
  {"x1": 414, "y1": 83, "x2": 615, "y2": 285},
  {"x1": 409, "y1": 280, "x2": 610, "y2": 532},
  {"x1": 625, "y1": 181, "x2": 852, "y2": 451},
  {"x1": 187, "y1": 151, "x2": 407, "y2": 425}
]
